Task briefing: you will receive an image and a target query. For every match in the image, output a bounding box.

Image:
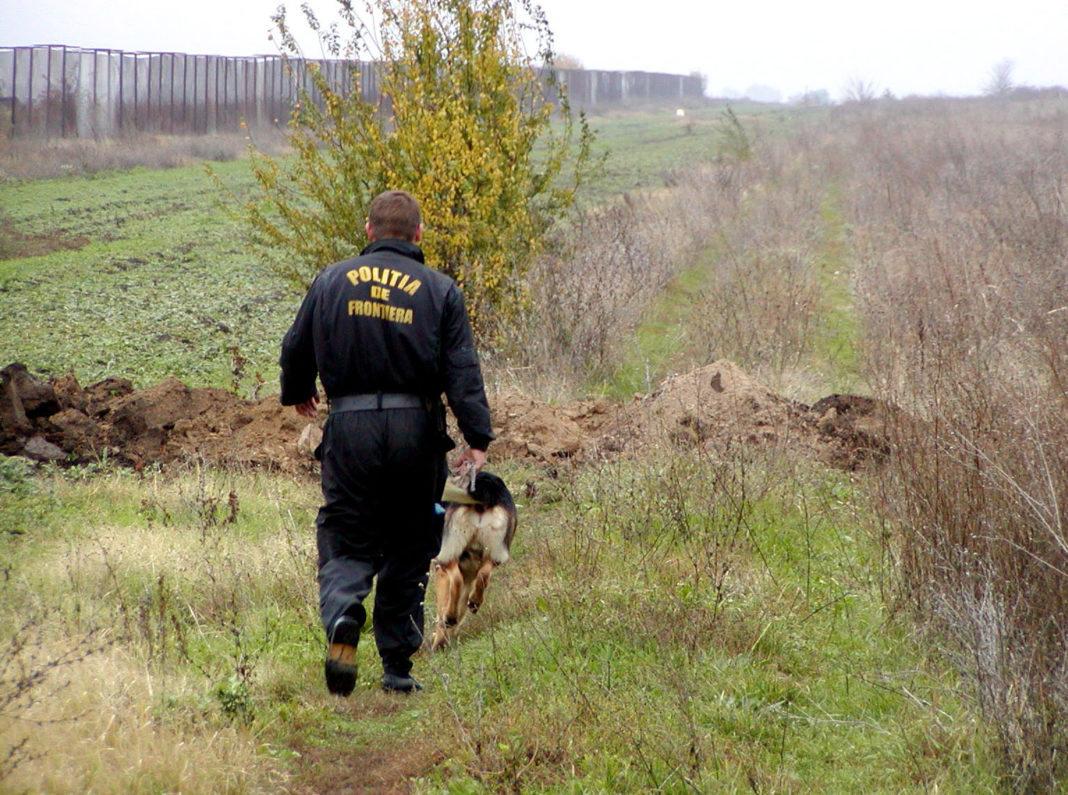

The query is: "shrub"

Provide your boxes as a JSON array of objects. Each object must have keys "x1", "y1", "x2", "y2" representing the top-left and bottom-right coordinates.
[{"x1": 244, "y1": 0, "x2": 597, "y2": 336}]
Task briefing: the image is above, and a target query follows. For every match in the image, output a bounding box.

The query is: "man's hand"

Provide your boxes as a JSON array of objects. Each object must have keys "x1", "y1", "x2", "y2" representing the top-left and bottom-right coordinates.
[
  {"x1": 455, "y1": 447, "x2": 486, "y2": 475},
  {"x1": 295, "y1": 394, "x2": 320, "y2": 418}
]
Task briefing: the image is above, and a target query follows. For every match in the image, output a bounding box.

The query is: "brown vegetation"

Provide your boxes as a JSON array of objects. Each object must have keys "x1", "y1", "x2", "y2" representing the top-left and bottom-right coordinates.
[
  {"x1": 846, "y1": 96, "x2": 1068, "y2": 789},
  {"x1": 514, "y1": 93, "x2": 1068, "y2": 788},
  {"x1": 508, "y1": 119, "x2": 830, "y2": 399}
]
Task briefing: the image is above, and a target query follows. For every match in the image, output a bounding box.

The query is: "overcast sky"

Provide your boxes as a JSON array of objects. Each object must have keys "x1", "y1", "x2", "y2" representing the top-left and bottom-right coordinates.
[{"x1": 2, "y1": 0, "x2": 1065, "y2": 100}]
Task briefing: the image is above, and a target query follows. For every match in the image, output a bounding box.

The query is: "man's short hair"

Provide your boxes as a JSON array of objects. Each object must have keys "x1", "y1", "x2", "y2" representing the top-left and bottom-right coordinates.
[{"x1": 368, "y1": 190, "x2": 421, "y2": 241}]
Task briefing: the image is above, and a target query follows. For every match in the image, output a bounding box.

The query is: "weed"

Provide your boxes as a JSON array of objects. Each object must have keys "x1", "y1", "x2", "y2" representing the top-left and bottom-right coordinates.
[
  {"x1": 717, "y1": 106, "x2": 753, "y2": 162},
  {"x1": 0, "y1": 456, "x2": 54, "y2": 537},
  {"x1": 228, "y1": 344, "x2": 266, "y2": 399},
  {"x1": 0, "y1": 456, "x2": 36, "y2": 497}
]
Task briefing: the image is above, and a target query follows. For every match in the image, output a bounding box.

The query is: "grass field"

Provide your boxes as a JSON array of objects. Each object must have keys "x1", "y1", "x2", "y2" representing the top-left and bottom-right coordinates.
[
  {"x1": 0, "y1": 104, "x2": 761, "y2": 393},
  {"x1": 0, "y1": 451, "x2": 997, "y2": 792},
  {"x1": 4, "y1": 94, "x2": 1065, "y2": 791},
  {"x1": 0, "y1": 159, "x2": 288, "y2": 394}
]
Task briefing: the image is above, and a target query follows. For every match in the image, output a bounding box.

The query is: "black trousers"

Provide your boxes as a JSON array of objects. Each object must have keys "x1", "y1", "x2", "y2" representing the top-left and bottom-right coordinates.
[{"x1": 316, "y1": 406, "x2": 446, "y2": 675}]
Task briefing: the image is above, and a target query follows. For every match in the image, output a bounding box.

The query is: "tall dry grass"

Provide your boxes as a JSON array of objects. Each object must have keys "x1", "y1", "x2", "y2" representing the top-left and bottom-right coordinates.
[
  {"x1": 0, "y1": 466, "x2": 315, "y2": 791},
  {"x1": 848, "y1": 95, "x2": 1068, "y2": 789},
  {"x1": 507, "y1": 190, "x2": 703, "y2": 392},
  {"x1": 680, "y1": 150, "x2": 827, "y2": 392},
  {"x1": 511, "y1": 93, "x2": 1068, "y2": 787},
  {"x1": 504, "y1": 118, "x2": 828, "y2": 398}
]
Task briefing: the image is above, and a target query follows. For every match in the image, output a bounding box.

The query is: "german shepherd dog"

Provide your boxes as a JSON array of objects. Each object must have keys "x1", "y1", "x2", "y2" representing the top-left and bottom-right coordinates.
[{"x1": 430, "y1": 470, "x2": 517, "y2": 651}]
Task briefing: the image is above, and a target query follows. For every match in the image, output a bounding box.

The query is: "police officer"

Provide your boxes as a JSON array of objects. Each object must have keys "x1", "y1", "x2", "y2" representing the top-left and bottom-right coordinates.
[{"x1": 279, "y1": 190, "x2": 494, "y2": 695}]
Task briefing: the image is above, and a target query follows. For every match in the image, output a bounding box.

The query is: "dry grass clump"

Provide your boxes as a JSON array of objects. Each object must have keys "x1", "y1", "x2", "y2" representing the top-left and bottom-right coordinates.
[
  {"x1": 510, "y1": 190, "x2": 700, "y2": 390},
  {"x1": 850, "y1": 95, "x2": 1068, "y2": 789},
  {"x1": 0, "y1": 467, "x2": 314, "y2": 791},
  {"x1": 680, "y1": 153, "x2": 825, "y2": 391},
  {"x1": 880, "y1": 388, "x2": 1068, "y2": 790},
  {"x1": 1, "y1": 643, "x2": 275, "y2": 792},
  {"x1": 0, "y1": 130, "x2": 289, "y2": 180},
  {"x1": 507, "y1": 125, "x2": 826, "y2": 397}
]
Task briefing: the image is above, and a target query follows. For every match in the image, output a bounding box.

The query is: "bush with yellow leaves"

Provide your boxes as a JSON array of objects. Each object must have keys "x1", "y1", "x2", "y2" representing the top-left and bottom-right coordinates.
[{"x1": 245, "y1": 0, "x2": 597, "y2": 339}]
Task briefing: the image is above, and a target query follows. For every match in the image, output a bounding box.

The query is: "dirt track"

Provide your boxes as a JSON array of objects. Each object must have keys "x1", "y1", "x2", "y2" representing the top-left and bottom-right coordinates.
[{"x1": 1, "y1": 360, "x2": 895, "y2": 473}]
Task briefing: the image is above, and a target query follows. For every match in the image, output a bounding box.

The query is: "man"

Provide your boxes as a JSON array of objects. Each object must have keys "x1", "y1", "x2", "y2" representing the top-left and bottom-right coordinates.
[{"x1": 279, "y1": 190, "x2": 494, "y2": 696}]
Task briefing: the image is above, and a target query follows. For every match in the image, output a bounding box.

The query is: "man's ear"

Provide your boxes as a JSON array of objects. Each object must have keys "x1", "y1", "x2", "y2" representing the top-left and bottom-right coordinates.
[
  {"x1": 365, "y1": 222, "x2": 374, "y2": 241},
  {"x1": 413, "y1": 223, "x2": 423, "y2": 243}
]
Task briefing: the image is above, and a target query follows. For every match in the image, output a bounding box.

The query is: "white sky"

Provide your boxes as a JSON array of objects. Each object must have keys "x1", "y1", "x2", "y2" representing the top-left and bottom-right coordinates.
[{"x1": 2, "y1": 0, "x2": 1065, "y2": 100}]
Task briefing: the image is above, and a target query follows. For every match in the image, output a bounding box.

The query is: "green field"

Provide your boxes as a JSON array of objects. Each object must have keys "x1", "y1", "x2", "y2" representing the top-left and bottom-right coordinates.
[
  {"x1": 0, "y1": 105, "x2": 759, "y2": 393},
  {"x1": 0, "y1": 160, "x2": 289, "y2": 394}
]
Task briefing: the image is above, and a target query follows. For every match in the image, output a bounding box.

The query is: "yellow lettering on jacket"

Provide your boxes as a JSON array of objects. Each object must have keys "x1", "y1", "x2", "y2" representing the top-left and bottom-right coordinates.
[
  {"x1": 346, "y1": 267, "x2": 423, "y2": 296},
  {"x1": 347, "y1": 300, "x2": 414, "y2": 325}
]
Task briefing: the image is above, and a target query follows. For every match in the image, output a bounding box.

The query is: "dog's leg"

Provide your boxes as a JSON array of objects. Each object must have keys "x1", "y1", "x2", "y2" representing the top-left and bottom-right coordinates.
[
  {"x1": 431, "y1": 561, "x2": 465, "y2": 651},
  {"x1": 467, "y1": 559, "x2": 496, "y2": 614},
  {"x1": 457, "y1": 576, "x2": 475, "y2": 620},
  {"x1": 431, "y1": 562, "x2": 455, "y2": 650}
]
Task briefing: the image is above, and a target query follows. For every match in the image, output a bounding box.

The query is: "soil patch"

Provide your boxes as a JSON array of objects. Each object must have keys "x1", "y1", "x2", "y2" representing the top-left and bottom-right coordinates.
[
  {"x1": 488, "y1": 389, "x2": 616, "y2": 463},
  {"x1": 1, "y1": 360, "x2": 900, "y2": 474},
  {"x1": 0, "y1": 216, "x2": 89, "y2": 260},
  {"x1": 2, "y1": 362, "x2": 316, "y2": 474},
  {"x1": 602, "y1": 360, "x2": 899, "y2": 469},
  {"x1": 629, "y1": 360, "x2": 812, "y2": 450}
]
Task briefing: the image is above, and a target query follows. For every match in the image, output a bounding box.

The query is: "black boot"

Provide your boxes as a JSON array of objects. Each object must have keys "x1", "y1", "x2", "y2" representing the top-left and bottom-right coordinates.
[
  {"x1": 381, "y1": 671, "x2": 423, "y2": 693},
  {"x1": 325, "y1": 615, "x2": 362, "y2": 696}
]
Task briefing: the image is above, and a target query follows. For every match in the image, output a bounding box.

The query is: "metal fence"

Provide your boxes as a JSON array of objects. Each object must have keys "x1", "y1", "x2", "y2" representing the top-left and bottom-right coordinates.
[
  {"x1": 0, "y1": 45, "x2": 703, "y2": 139},
  {"x1": 558, "y1": 68, "x2": 703, "y2": 106}
]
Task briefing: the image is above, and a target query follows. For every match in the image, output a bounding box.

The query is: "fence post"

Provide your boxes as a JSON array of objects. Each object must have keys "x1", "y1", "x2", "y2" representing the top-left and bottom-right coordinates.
[{"x1": 0, "y1": 47, "x2": 16, "y2": 136}]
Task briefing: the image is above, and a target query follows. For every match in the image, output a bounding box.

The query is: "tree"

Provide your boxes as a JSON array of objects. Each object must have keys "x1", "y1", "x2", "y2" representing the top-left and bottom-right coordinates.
[
  {"x1": 985, "y1": 59, "x2": 1015, "y2": 96},
  {"x1": 245, "y1": 0, "x2": 597, "y2": 336},
  {"x1": 553, "y1": 52, "x2": 583, "y2": 70},
  {"x1": 841, "y1": 76, "x2": 878, "y2": 104}
]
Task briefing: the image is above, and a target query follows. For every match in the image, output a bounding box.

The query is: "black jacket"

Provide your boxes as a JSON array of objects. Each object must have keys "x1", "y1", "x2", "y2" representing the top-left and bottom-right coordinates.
[{"x1": 279, "y1": 239, "x2": 494, "y2": 451}]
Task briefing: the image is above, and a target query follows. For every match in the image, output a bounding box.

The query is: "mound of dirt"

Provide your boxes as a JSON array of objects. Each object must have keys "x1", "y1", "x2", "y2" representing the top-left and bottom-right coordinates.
[
  {"x1": 2, "y1": 363, "x2": 317, "y2": 474},
  {"x1": 488, "y1": 389, "x2": 617, "y2": 463},
  {"x1": 809, "y1": 393, "x2": 899, "y2": 469},
  {"x1": 1, "y1": 360, "x2": 901, "y2": 475},
  {"x1": 607, "y1": 361, "x2": 898, "y2": 469},
  {"x1": 636, "y1": 360, "x2": 812, "y2": 448}
]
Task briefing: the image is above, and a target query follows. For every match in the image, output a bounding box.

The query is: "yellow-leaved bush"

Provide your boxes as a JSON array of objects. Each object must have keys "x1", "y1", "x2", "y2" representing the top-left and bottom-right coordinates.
[{"x1": 244, "y1": 0, "x2": 597, "y2": 339}]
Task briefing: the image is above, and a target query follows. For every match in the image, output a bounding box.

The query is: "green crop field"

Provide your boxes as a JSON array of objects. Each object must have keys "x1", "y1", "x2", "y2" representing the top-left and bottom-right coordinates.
[
  {"x1": 0, "y1": 104, "x2": 769, "y2": 394},
  {"x1": 0, "y1": 159, "x2": 290, "y2": 394}
]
